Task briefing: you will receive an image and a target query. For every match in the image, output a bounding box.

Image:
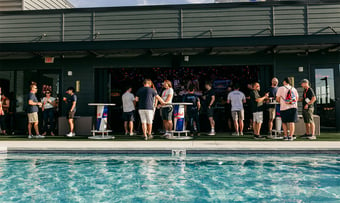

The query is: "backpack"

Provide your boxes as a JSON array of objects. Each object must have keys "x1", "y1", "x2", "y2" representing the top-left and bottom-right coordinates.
[{"x1": 284, "y1": 86, "x2": 297, "y2": 105}]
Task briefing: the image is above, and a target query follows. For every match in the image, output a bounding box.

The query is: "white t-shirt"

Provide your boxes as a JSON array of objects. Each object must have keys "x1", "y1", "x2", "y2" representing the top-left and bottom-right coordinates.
[
  {"x1": 122, "y1": 91, "x2": 135, "y2": 112},
  {"x1": 42, "y1": 97, "x2": 55, "y2": 109},
  {"x1": 227, "y1": 90, "x2": 246, "y2": 111},
  {"x1": 276, "y1": 85, "x2": 299, "y2": 111},
  {"x1": 161, "y1": 88, "x2": 173, "y2": 107}
]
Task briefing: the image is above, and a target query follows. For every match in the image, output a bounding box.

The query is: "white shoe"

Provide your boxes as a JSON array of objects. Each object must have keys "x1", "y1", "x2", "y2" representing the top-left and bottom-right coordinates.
[
  {"x1": 129, "y1": 132, "x2": 136, "y2": 136},
  {"x1": 240, "y1": 132, "x2": 244, "y2": 136},
  {"x1": 72, "y1": 132, "x2": 76, "y2": 136},
  {"x1": 66, "y1": 132, "x2": 74, "y2": 137},
  {"x1": 208, "y1": 131, "x2": 216, "y2": 136},
  {"x1": 232, "y1": 132, "x2": 239, "y2": 136},
  {"x1": 36, "y1": 135, "x2": 45, "y2": 139},
  {"x1": 28, "y1": 135, "x2": 34, "y2": 139}
]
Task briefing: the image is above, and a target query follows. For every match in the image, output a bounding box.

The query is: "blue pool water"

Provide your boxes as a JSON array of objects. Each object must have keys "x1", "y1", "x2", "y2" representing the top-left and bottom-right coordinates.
[{"x1": 0, "y1": 154, "x2": 339, "y2": 202}]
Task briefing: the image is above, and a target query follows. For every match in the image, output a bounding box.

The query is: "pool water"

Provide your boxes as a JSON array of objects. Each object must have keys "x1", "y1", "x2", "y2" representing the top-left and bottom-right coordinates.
[{"x1": 0, "y1": 154, "x2": 339, "y2": 202}]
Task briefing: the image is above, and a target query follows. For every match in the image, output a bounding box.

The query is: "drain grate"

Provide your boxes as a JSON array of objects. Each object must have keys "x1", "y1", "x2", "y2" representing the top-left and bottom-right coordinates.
[{"x1": 172, "y1": 149, "x2": 186, "y2": 156}]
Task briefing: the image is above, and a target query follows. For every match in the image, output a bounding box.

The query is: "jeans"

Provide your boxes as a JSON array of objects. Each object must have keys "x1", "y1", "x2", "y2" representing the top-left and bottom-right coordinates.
[
  {"x1": 43, "y1": 108, "x2": 55, "y2": 133},
  {"x1": 187, "y1": 110, "x2": 200, "y2": 133}
]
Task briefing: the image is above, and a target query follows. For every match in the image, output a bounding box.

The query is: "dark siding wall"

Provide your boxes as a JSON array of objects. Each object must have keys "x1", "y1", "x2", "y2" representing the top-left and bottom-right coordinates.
[{"x1": 1, "y1": 3, "x2": 339, "y2": 43}]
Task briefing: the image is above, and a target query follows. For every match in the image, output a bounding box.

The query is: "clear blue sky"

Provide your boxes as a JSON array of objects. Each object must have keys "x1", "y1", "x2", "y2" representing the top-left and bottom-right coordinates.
[{"x1": 69, "y1": 0, "x2": 213, "y2": 8}]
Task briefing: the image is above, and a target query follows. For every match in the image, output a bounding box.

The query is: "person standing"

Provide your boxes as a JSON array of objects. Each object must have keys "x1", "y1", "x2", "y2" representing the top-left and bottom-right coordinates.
[
  {"x1": 250, "y1": 82, "x2": 269, "y2": 139},
  {"x1": 135, "y1": 79, "x2": 165, "y2": 140},
  {"x1": 64, "y1": 87, "x2": 77, "y2": 137},
  {"x1": 183, "y1": 85, "x2": 201, "y2": 137},
  {"x1": 267, "y1": 77, "x2": 279, "y2": 136},
  {"x1": 204, "y1": 81, "x2": 216, "y2": 136},
  {"x1": 27, "y1": 84, "x2": 44, "y2": 139},
  {"x1": 227, "y1": 84, "x2": 246, "y2": 136},
  {"x1": 160, "y1": 80, "x2": 174, "y2": 138},
  {"x1": 41, "y1": 91, "x2": 56, "y2": 136},
  {"x1": 276, "y1": 77, "x2": 299, "y2": 141},
  {"x1": 122, "y1": 86, "x2": 136, "y2": 136},
  {"x1": 0, "y1": 91, "x2": 9, "y2": 135},
  {"x1": 300, "y1": 79, "x2": 317, "y2": 140}
]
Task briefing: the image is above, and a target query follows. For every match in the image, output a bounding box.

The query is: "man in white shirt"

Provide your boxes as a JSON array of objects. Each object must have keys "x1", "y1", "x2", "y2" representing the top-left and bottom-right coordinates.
[
  {"x1": 122, "y1": 86, "x2": 136, "y2": 136},
  {"x1": 276, "y1": 77, "x2": 299, "y2": 141},
  {"x1": 227, "y1": 84, "x2": 246, "y2": 136}
]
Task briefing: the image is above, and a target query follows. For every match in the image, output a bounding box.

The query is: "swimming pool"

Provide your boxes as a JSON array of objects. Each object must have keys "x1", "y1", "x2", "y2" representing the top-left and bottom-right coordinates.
[{"x1": 0, "y1": 154, "x2": 339, "y2": 202}]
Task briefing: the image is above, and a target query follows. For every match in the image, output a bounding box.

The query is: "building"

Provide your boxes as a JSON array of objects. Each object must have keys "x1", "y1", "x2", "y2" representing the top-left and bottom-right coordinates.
[
  {"x1": 0, "y1": 0, "x2": 73, "y2": 11},
  {"x1": 0, "y1": 0, "x2": 339, "y2": 133}
]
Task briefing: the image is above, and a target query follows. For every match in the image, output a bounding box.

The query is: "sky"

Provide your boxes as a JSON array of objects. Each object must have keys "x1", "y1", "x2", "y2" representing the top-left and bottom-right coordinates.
[{"x1": 69, "y1": 0, "x2": 214, "y2": 8}]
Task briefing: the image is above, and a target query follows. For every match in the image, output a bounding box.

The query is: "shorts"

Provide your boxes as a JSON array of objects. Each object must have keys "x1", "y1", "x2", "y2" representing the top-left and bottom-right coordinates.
[
  {"x1": 231, "y1": 110, "x2": 244, "y2": 121},
  {"x1": 67, "y1": 110, "x2": 76, "y2": 119},
  {"x1": 253, "y1": 112, "x2": 263, "y2": 123},
  {"x1": 122, "y1": 111, "x2": 135, "y2": 122},
  {"x1": 160, "y1": 106, "x2": 173, "y2": 121},
  {"x1": 268, "y1": 108, "x2": 276, "y2": 120},
  {"x1": 302, "y1": 108, "x2": 314, "y2": 123},
  {"x1": 27, "y1": 112, "x2": 38, "y2": 123},
  {"x1": 207, "y1": 107, "x2": 214, "y2": 117},
  {"x1": 280, "y1": 108, "x2": 298, "y2": 123},
  {"x1": 139, "y1": 109, "x2": 154, "y2": 124}
]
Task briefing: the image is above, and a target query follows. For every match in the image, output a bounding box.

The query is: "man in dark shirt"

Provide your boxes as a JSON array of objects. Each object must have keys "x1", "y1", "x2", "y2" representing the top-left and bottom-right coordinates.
[
  {"x1": 267, "y1": 77, "x2": 279, "y2": 136},
  {"x1": 204, "y1": 81, "x2": 216, "y2": 135},
  {"x1": 300, "y1": 79, "x2": 317, "y2": 139},
  {"x1": 27, "y1": 83, "x2": 43, "y2": 139},
  {"x1": 250, "y1": 82, "x2": 268, "y2": 139},
  {"x1": 136, "y1": 79, "x2": 165, "y2": 140},
  {"x1": 64, "y1": 87, "x2": 77, "y2": 137},
  {"x1": 183, "y1": 85, "x2": 201, "y2": 137}
]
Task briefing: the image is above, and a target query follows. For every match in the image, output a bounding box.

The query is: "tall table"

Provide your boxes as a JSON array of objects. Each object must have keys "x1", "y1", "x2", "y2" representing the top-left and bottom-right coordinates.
[
  {"x1": 88, "y1": 103, "x2": 116, "y2": 140},
  {"x1": 268, "y1": 101, "x2": 284, "y2": 139},
  {"x1": 167, "y1": 102, "x2": 193, "y2": 140}
]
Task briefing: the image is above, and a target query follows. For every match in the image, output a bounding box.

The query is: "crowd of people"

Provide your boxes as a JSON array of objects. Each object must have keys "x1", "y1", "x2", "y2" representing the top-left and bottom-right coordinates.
[
  {"x1": 0, "y1": 75, "x2": 317, "y2": 141},
  {"x1": 122, "y1": 77, "x2": 317, "y2": 141}
]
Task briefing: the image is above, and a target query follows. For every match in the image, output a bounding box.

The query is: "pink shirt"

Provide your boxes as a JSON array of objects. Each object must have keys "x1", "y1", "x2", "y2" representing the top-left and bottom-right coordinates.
[{"x1": 276, "y1": 85, "x2": 299, "y2": 111}]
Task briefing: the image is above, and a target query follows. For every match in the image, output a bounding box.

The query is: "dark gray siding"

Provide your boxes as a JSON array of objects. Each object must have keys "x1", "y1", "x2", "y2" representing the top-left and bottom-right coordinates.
[
  {"x1": 1, "y1": 3, "x2": 339, "y2": 43},
  {"x1": 0, "y1": 0, "x2": 22, "y2": 11}
]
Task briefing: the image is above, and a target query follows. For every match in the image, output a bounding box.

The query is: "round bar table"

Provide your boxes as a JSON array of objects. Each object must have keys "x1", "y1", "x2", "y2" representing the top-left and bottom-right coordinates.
[
  {"x1": 167, "y1": 102, "x2": 193, "y2": 140},
  {"x1": 88, "y1": 103, "x2": 116, "y2": 140}
]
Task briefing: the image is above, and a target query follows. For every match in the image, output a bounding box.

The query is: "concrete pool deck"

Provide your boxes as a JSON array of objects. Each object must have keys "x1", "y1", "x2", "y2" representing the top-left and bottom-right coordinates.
[{"x1": 0, "y1": 141, "x2": 340, "y2": 153}]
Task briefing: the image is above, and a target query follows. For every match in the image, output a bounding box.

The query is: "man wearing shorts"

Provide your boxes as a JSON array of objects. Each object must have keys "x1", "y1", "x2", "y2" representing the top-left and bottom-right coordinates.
[
  {"x1": 27, "y1": 83, "x2": 43, "y2": 139},
  {"x1": 250, "y1": 82, "x2": 269, "y2": 139},
  {"x1": 300, "y1": 79, "x2": 316, "y2": 140},
  {"x1": 227, "y1": 84, "x2": 246, "y2": 136},
  {"x1": 65, "y1": 87, "x2": 77, "y2": 137},
  {"x1": 122, "y1": 86, "x2": 135, "y2": 136},
  {"x1": 276, "y1": 77, "x2": 299, "y2": 141},
  {"x1": 136, "y1": 79, "x2": 165, "y2": 140},
  {"x1": 267, "y1": 77, "x2": 279, "y2": 136}
]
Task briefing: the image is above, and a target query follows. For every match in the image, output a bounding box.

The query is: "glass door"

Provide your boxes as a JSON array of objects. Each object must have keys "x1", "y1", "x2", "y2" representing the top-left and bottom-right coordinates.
[{"x1": 312, "y1": 66, "x2": 337, "y2": 129}]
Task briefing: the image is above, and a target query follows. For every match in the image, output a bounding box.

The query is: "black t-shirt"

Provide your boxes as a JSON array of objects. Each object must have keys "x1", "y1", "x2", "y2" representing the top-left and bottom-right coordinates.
[
  {"x1": 66, "y1": 94, "x2": 77, "y2": 111},
  {"x1": 250, "y1": 90, "x2": 264, "y2": 112},
  {"x1": 303, "y1": 87, "x2": 316, "y2": 108},
  {"x1": 27, "y1": 92, "x2": 39, "y2": 113},
  {"x1": 267, "y1": 86, "x2": 278, "y2": 108},
  {"x1": 205, "y1": 89, "x2": 215, "y2": 107},
  {"x1": 183, "y1": 93, "x2": 200, "y2": 112},
  {"x1": 136, "y1": 87, "x2": 157, "y2": 110}
]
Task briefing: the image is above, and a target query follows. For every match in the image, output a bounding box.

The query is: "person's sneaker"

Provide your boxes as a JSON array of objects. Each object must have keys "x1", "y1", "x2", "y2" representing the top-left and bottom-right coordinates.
[
  {"x1": 148, "y1": 135, "x2": 154, "y2": 140},
  {"x1": 66, "y1": 132, "x2": 74, "y2": 137},
  {"x1": 124, "y1": 132, "x2": 129, "y2": 136},
  {"x1": 36, "y1": 135, "x2": 45, "y2": 139},
  {"x1": 129, "y1": 132, "x2": 136, "y2": 136},
  {"x1": 240, "y1": 132, "x2": 244, "y2": 136},
  {"x1": 232, "y1": 132, "x2": 239, "y2": 136},
  {"x1": 287, "y1": 136, "x2": 294, "y2": 141},
  {"x1": 307, "y1": 135, "x2": 316, "y2": 140},
  {"x1": 300, "y1": 134, "x2": 310, "y2": 139},
  {"x1": 28, "y1": 135, "x2": 34, "y2": 139},
  {"x1": 144, "y1": 135, "x2": 148, "y2": 141},
  {"x1": 208, "y1": 131, "x2": 216, "y2": 136},
  {"x1": 254, "y1": 134, "x2": 265, "y2": 139},
  {"x1": 283, "y1": 136, "x2": 289, "y2": 141}
]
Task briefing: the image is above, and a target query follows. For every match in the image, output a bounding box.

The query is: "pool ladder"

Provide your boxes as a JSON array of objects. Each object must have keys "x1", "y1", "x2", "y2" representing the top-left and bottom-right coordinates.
[{"x1": 172, "y1": 149, "x2": 186, "y2": 157}]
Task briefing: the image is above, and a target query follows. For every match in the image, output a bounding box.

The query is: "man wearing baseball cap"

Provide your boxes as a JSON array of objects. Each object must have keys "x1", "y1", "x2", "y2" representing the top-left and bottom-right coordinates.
[{"x1": 300, "y1": 79, "x2": 316, "y2": 139}]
